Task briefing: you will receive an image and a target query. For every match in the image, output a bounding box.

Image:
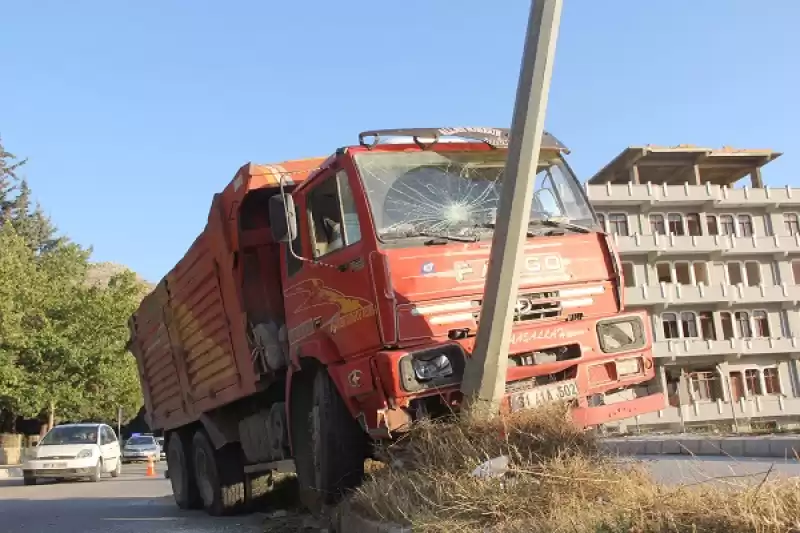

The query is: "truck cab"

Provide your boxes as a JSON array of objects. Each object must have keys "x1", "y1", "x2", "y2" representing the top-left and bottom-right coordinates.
[{"x1": 268, "y1": 128, "x2": 663, "y2": 435}]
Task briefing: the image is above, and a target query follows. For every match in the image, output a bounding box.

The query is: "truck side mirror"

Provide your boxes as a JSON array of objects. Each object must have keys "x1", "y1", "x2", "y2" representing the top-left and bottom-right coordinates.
[{"x1": 269, "y1": 194, "x2": 298, "y2": 242}]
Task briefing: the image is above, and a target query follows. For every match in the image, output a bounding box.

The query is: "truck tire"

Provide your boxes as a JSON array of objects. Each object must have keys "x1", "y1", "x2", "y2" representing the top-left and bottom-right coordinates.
[
  {"x1": 191, "y1": 431, "x2": 246, "y2": 516},
  {"x1": 291, "y1": 367, "x2": 368, "y2": 515},
  {"x1": 22, "y1": 472, "x2": 36, "y2": 486},
  {"x1": 167, "y1": 432, "x2": 202, "y2": 510}
]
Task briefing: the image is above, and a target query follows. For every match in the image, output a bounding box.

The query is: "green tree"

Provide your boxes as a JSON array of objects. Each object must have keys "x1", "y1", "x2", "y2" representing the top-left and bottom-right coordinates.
[
  {"x1": 0, "y1": 137, "x2": 27, "y2": 223},
  {"x1": 0, "y1": 138, "x2": 145, "y2": 429}
]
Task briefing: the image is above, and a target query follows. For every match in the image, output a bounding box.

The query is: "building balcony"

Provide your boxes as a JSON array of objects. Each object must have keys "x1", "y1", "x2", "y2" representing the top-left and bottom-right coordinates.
[
  {"x1": 586, "y1": 182, "x2": 800, "y2": 208},
  {"x1": 631, "y1": 395, "x2": 800, "y2": 428},
  {"x1": 722, "y1": 234, "x2": 800, "y2": 257},
  {"x1": 625, "y1": 283, "x2": 800, "y2": 308},
  {"x1": 654, "y1": 336, "x2": 800, "y2": 360},
  {"x1": 611, "y1": 233, "x2": 800, "y2": 256},
  {"x1": 611, "y1": 233, "x2": 729, "y2": 255}
]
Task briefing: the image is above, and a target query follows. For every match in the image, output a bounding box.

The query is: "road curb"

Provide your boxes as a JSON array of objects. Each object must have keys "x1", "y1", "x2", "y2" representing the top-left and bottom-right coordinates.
[
  {"x1": 0, "y1": 466, "x2": 22, "y2": 479},
  {"x1": 601, "y1": 436, "x2": 800, "y2": 459}
]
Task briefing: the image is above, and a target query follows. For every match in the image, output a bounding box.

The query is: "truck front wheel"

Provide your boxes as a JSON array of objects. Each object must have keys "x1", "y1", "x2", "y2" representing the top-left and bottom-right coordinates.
[
  {"x1": 291, "y1": 368, "x2": 368, "y2": 515},
  {"x1": 191, "y1": 431, "x2": 246, "y2": 516},
  {"x1": 167, "y1": 432, "x2": 202, "y2": 510}
]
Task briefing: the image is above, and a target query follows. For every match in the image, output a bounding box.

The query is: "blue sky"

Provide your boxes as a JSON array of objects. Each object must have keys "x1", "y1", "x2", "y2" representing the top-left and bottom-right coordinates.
[{"x1": 2, "y1": 1, "x2": 798, "y2": 282}]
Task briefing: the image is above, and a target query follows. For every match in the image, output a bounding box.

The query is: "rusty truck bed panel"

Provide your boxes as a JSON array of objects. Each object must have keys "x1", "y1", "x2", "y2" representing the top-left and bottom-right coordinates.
[
  {"x1": 131, "y1": 283, "x2": 185, "y2": 426},
  {"x1": 131, "y1": 233, "x2": 248, "y2": 431}
]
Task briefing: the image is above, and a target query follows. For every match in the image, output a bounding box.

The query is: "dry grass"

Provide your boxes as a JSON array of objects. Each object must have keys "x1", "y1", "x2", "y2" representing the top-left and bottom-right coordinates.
[{"x1": 350, "y1": 403, "x2": 800, "y2": 533}]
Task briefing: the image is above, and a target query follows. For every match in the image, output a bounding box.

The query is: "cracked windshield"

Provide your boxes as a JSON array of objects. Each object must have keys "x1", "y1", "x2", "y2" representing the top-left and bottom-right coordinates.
[{"x1": 354, "y1": 149, "x2": 597, "y2": 243}]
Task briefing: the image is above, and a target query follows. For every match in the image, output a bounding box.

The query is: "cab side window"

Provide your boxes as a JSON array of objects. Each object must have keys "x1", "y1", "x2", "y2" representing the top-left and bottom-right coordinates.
[
  {"x1": 105, "y1": 427, "x2": 117, "y2": 443},
  {"x1": 307, "y1": 170, "x2": 361, "y2": 259}
]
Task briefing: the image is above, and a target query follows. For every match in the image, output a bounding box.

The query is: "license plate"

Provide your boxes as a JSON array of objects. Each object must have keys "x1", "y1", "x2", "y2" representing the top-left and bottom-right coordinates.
[
  {"x1": 509, "y1": 379, "x2": 580, "y2": 412},
  {"x1": 42, "y1": 462, "x2": 67, "y2": 469}
]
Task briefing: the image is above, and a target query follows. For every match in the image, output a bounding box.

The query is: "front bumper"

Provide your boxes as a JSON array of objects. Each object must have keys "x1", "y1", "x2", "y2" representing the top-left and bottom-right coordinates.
[
  {"x1": 338, "y1": 310, "x2": 662, "y2": 436},
  {"x1": 122, "y1": 450, "x2": 158, "y2": 461},
  {"x1": 23, "y1": 457, "x2": 98, "y2": 478}
]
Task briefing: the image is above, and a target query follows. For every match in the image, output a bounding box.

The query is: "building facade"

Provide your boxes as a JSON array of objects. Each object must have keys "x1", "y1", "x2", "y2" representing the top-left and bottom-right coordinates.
[{"x1": 585, "y1": 145, "x2": 800, "y2": 432}]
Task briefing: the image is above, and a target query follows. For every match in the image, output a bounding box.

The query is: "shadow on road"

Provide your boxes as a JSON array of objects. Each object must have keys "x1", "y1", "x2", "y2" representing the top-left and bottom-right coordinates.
[{"x1": 0, "y1": 495, "x2": 266, "y2": 533}]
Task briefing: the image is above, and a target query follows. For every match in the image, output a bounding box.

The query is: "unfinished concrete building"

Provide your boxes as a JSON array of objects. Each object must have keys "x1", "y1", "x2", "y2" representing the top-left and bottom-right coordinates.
[{"x1": 586, "y1": 145, "x2": 800, "y2": 432}]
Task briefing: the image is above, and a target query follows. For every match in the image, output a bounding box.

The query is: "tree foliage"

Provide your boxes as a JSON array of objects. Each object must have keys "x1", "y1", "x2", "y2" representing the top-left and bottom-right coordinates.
[{"x1": 0, "y1": 137, "x2": 144, "y2": 427}]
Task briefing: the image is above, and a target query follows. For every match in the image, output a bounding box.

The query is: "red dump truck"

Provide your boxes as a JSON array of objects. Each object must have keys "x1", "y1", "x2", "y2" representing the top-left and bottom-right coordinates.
[{"x1": 128, "y1": 127, "x2": 665, "y2": 516}]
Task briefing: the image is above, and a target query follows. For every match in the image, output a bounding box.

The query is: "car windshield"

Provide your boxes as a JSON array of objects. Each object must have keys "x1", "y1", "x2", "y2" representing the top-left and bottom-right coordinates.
[
  {"x1": 40, "y1": 426, "x2": 98, "y2": 445},
  {"x1": 353, "y1": 149, "x2": 597, "y2": 241},
  {"x1": 127, "y1": 436, "x2": 156, "y2": 446}
]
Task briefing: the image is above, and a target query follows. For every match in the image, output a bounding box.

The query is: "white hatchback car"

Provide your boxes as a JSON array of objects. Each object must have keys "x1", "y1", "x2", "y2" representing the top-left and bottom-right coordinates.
[{"x1": 22, "y1": 423, "x2": 122, "y2": 485}]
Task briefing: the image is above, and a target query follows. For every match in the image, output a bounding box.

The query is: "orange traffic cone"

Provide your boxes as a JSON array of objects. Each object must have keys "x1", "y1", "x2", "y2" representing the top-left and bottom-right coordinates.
[{"x1": 146, "y1": 456, "x2": 156, "y2": 477}]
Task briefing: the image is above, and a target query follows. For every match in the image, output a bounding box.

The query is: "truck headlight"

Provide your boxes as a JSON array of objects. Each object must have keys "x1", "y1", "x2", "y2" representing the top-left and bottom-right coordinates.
[
  {"x1": 596, "y1": 316, "x2": 645, "y2": 353},
  {"x1": 412, "y1": 353, "x2": 453, "y2": 381},
  {"x1": 76, "y1": 448, "x2": 94, "y2": 459},
  {"x1": 399, "y1": 344, "x2": 465, "y2": 393}
]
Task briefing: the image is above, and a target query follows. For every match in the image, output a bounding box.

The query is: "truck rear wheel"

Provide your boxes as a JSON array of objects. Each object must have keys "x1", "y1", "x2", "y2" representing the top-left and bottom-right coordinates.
[
  {"x1": 167, "y1": 432, "x2": 202, "y2": 510},
  {"x1": 191, "y1": 431, "x2": 246, "y2": 516},
  {"x1": 291, "y1": 368, "x2": 368, "y2": 515}
]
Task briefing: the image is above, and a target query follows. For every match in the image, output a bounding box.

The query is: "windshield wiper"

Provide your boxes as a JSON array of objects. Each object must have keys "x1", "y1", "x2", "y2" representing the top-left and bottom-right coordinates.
[
  {"x1": 528, "y1": 219, "x2": 591, "y2": 234},
  {"x1": 418, "y1": 231, "x2": 479, "y2": 245}
]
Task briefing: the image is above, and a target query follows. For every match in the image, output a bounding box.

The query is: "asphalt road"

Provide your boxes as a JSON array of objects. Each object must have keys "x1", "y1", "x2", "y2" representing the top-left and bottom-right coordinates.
[
  {"x1": 0, "y1": 462, "x2": 268, "y2": 533},
  {"x1": 1, "y1": 456, "x2": 799, "y2": 533}
]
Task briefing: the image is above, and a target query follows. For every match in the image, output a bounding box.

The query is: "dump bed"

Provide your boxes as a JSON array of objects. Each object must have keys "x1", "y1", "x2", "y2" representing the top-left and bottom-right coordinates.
[
  {"x1": 128, "y1": 158, "x2": 326, "y2": 431},
  {"x1": 129, "y1": 231, "x2": 256, "y2": 431}
]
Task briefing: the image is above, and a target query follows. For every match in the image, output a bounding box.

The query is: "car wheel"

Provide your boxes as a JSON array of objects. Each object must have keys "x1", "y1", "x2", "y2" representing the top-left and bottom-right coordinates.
[
  {"x1": 91, "y1": 460, "x2": 102, "y2": 482},
  {"x1": 110, "y1": 458, "x2": 122, "y2": 478},
  {"x1": 167, "y1": 432, "x2": 202, "y2": 510},
  {"x1": 291, "y1": 368, "x2": 368, "y2": 516},
  {"x1": 22, "y1": 472, "x2": 36, "y2": 486}
]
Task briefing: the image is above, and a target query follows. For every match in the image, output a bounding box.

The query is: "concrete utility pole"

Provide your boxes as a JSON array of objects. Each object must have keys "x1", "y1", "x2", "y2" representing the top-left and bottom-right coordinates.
[{"x1": 461, "y1": 0, "x2": 563, "y2": 416}]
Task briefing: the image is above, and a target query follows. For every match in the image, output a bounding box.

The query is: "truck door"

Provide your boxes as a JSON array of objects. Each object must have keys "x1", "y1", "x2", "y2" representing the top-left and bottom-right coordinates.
[{"x1": 283, "y1": 166, "x2": 382, "y2": 359}]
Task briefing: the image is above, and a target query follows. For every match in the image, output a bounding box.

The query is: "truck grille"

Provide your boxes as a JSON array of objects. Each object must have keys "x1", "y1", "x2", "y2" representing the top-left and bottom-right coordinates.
[{"x1": 473, "y1": 290, "x2": 561, "y2": 324}]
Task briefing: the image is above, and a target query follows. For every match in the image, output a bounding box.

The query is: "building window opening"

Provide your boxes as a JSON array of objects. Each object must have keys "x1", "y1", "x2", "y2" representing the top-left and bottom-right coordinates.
[
  {"x1": 662, "y1": 313, "x2": 680, "y2": 339},
  {"x1": 792, "y1": 261, "x2": 800, "y2": 284},
  {"x1": 764, "y1": 368, "x2": 781, "y2": 395},
  {"x1": 699, "y1": 311, "x2": 716, "y2": 340},
  {"x1": 608, "y1": 213, "x2": 629, "y2": 236},
  {"x1": 785, "y1": 213, "x2": 800, "y2": 236},
  {"x1": 693, "y1": 262, "x2": 709, "y2": 285},
  {"x1": 681, "y1": 311, "x2": 698, "y2": 338},
  {"x1": 720, "y1": 312, "x2": 735, "y2": 340},
  {"x1": 753, "y1": 310, "x2": 770, "y2": 337},
  {"x1": 650, "y1": 214, "x2": 666, "y2": 236},
  {"x1": 706, "y1": 215, "x2": 719, "y2": 236},
  {"x1": 735, "y1": 311, "x2": 752, "y2": 338},
  {"x1": 690, "y1": 370, "x2": 723, "y2": 401},
  {"x1": 727, "y1": 262, "x2": 743, "y2": 285},
  {"x1": 744, "y1": 369, "x2": 762, "y2": 396},
  {"x1": 687, "y1": 213, "x2": 702, "y2": 236},
  {"x1": 779, "y1": 310, "x2": 792, "y2": 338},
  {"x1": 675, "y1": 262, "x2": 692, "y2": 285},
  {"x1": 656, "y1": 262, "x2": 672, "y2": 284},
  {"x1": 738, "y1": 214, "x2": 754, "y2": 237},
  {"x1": 622, "y1": 262, "x2": 636, "y2": 288},
  {"x1": 668, "y1": 213, "x2": 684, "y2": 236},
  {"x1": 720, "y1": 215, "x2": 735, "y2": 236},
  {"x1": 745, "y1": 262, "x2": 761, "y2": 287}
]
